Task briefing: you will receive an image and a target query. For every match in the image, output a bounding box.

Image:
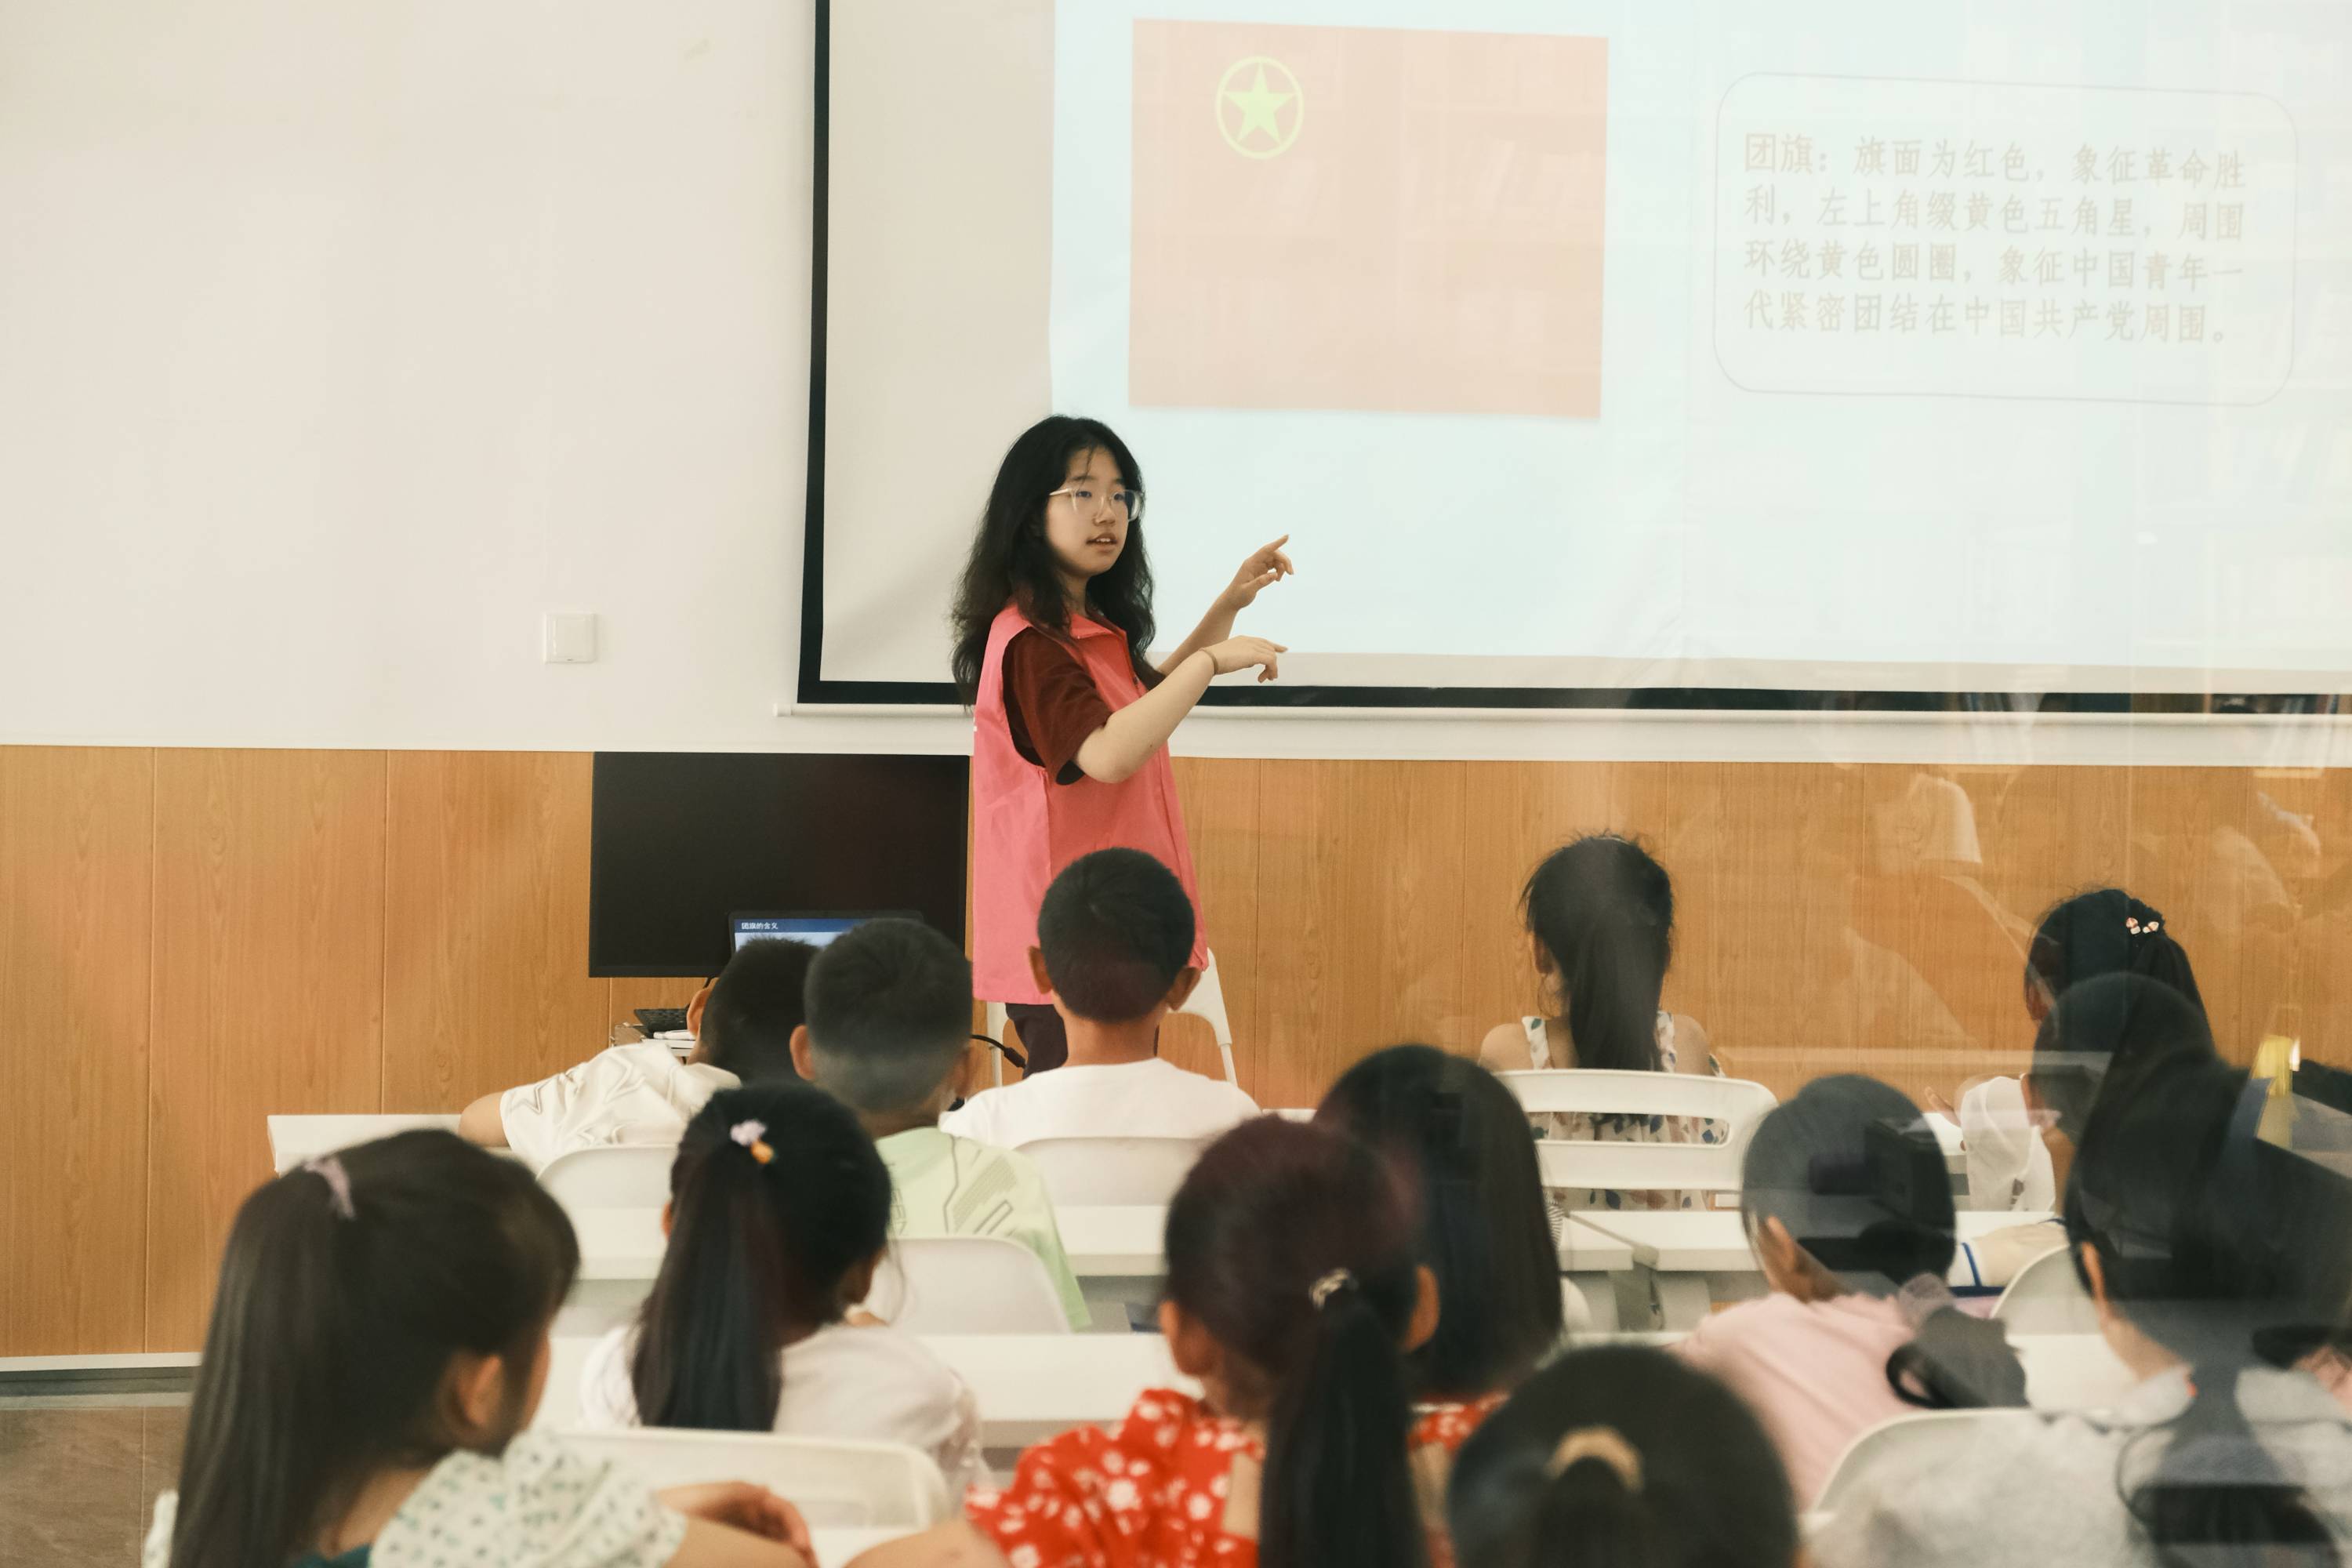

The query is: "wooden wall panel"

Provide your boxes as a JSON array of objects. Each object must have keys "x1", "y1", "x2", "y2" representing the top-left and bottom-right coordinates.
[
  {"x1": 382, "y1": 752, "x2": 606, "y2": 1111},
  {"x1": 1164, "y1": 758, "x2": 1263, "y2": 1091},
  {"x1": 0, "y1": 748, "x2": 154, "y2": 1356},
  {"x1": 144, "y1": 750, "x2": 388, "y2": 1348}
]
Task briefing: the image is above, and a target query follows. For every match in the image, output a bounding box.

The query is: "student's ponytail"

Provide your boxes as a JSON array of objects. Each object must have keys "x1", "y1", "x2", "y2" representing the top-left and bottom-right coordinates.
[
  {"x1": 1523, "y1": 835, "x2": 1675, "y2": 1075},
  {"x1": 1164, "y1": 1119, "x2": 1429, "y2": 1568},
  {"x1": 630, "y1": 1083, "x2": 893, "y2": 1431}
]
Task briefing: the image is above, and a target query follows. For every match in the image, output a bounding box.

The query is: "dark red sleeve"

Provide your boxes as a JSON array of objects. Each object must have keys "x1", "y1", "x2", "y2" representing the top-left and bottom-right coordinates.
[{"x1": 1002, "y1": 629, "x2": 1112, "y2": 786}]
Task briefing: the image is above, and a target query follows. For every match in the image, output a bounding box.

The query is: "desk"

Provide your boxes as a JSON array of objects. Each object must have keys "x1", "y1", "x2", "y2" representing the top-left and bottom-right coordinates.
[{"x1": 267, "y1": 1113, "x2": 458, "y2": 1174}]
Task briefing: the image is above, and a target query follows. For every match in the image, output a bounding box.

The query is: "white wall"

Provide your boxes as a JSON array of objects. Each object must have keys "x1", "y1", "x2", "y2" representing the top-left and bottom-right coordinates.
[{"x1": 1, "y1": 0, "x2": 2343, "y2": 768}]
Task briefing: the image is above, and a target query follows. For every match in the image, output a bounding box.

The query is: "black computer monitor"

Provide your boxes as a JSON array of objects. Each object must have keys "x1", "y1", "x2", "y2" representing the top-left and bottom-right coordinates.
[{"x1": 588, "y1": 752, "x2": 967, "y2": 976}]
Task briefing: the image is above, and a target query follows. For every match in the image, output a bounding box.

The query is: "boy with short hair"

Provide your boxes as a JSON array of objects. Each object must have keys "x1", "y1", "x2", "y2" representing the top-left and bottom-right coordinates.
[
  {"x1": 940, "y1": 848, "x2": 1258, "y2": 1148},
  {"x1": 458, "y1": 937, "x2": 813, "y2": 1172},
  {"x1": 792, "y1": 916, "x2": 1090, "y2": 1329}
]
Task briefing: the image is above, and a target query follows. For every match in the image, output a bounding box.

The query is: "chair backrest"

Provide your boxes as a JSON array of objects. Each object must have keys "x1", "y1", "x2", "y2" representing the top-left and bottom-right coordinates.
[
  {"x1": 537, "y1": 1145, "x2": 677, "y2": 1211},
  {"x1": 866, "y1": 1236, "x2": 1073, "y2": 1334},
  {"x1": 1016, "y1": 1137, "x2": 1207, "y2": 1207},
  {"x1": 1501, "y1": 1071, "x2": 1777, "y2": 1195},
  {"x1": 1813, "y1": 1410, "x2": 2045, "y2": 1512},
  {"x1": 554, "y1": 1426, "x2": 949, "y2": 1528},
  {"x1": 1991, "y1": 1243, "x2": 2102, "y2": 1334}
]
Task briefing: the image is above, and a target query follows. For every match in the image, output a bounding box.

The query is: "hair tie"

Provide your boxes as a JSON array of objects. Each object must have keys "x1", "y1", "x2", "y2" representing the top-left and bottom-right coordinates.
[
  {"x1": 302, "y1": 1156, "x2": 356, "y2": 1220},
  {"x1": 728, "y1": 1119, "x2": 775, "y2": 1165},
  {"x1": 1546, "y1": 1426, "x2": 1644, "y2": 1492},
  {"x1": 2125, "y1": 915, "x2": 2161, "y2": 937},
  {"x1": 1308, "y1": 1269, "x2": 1355, "y2": 1310}
]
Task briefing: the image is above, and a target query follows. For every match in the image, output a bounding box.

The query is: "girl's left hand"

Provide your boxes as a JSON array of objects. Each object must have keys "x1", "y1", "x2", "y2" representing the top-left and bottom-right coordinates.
[
  {"x1": 1219, "y1": 535, "x2": 1295, "y2": 612},
  {"x1": 660, "y1": 1483, "x2": 814, "y2": 1556}
]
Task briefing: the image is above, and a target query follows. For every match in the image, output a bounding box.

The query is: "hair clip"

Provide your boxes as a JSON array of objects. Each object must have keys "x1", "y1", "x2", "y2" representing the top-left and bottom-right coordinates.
[
  {"x1": 1308, "y1": 1269, "x2": 1355, "y2": 1310},
  {"x1": 2125, "y1": 916, "x2": 2161, "y2": 937},
  {"x1": 1546, "y1": 1426, "x2": 1644, "y2": 1492},
  {"x1": 302, "y1": 1156, "x2": 356, "y2": 1220},
  {"x1": 729, "y1": 1119, "x2": 775, "y2": 1165}
]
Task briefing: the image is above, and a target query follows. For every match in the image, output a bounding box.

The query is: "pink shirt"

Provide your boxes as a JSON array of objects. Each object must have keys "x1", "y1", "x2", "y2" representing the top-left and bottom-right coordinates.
[
  {"x1": 1675, "y1": 1292, "x2": 1918, "y2": 1506},
  {"x1": 970, "y1": 601, "x2": 1207, "y2": 1004}
]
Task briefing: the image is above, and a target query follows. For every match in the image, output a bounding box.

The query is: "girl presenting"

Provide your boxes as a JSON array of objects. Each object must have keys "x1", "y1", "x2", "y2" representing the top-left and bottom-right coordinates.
[{"x1": 950, "y1": 415, "x2": 1289, "y2": 1073}]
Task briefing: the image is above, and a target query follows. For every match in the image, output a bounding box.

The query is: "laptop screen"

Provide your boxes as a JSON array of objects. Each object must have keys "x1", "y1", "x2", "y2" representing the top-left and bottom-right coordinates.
[{"x1": 728, "y1": 913, "x2": 903, "y2": 953}]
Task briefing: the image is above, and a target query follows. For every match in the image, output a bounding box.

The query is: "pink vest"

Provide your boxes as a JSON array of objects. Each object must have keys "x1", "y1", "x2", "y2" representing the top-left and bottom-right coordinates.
[{"x1": 971, "y1": 601, "x2": 1207, "y2": 1004}]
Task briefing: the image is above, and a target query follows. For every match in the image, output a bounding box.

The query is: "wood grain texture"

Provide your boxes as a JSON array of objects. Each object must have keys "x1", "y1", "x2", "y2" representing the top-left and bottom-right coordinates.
[
  {"x1": 144, "y1": 750, "x2": 388, "y2": 1348},
  {"x1": 0, "y1": 748, "x2": 154, "y2": 1356},
  {"x1": 382, "y1": 752, "x2": 606, "y2": 1112}
]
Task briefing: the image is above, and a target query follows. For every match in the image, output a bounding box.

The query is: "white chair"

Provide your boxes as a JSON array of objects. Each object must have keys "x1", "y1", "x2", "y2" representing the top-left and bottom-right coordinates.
[
  {"x1": 1991, "y1": 1243, "x2": 2101, "y2": 1334},
  {"x1": 1015, "y1": 1136, "x2": 1205, "y2": 1207},
  {"x1": 984, "y1": 948, "x2": 1240, "y2": 1088},
  {"x1": 555, "y1": 1427, "x2": 949, "y2": 1528},
  {"x1": 538, "y1": 1145, "x2": 677, "y2": 1212},
  {"x1": 1500, "y1": 1071, "x2": 1777, "y2": 1196},
  {"x1": 866, "y1": 1236, "x2": 1073, "y2": 1334},
  {"x1": 1813, "y1": 1410, "x2": 2045, "y2": 1512}
]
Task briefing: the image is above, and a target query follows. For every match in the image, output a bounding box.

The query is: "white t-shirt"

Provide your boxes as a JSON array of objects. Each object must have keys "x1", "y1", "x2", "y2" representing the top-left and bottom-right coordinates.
[
  {"x1": 938, "y1": 1058, "x2": 1260, "y2": 1148},
  {"x1": 144, "y1": 1432, "x2": 686, "y2": 1568},
  {"x1": 498, "y1": 1043, "x2": 737, "y2": 1173},
  {"x1": 575, "y1": 1319, "x2": 986, "y2": 1498}
]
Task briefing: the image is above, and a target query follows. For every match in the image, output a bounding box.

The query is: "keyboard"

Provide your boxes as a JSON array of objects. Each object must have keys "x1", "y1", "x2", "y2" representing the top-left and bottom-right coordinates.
[{"x1": 634, "y1": 1007, "x2": 688, "y2": 1034}]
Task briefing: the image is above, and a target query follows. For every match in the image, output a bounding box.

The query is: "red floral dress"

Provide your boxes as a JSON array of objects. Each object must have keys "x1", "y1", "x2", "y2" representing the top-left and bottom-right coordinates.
[{"x1": 964, "y1": 1388, "x2": 1501, "y2": 1568}]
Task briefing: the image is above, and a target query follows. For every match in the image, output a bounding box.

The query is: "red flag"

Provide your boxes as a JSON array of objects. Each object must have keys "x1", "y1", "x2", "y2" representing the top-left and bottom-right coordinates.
[{"x1": 1129, "y1": 20, "x2": 1609, "y2": 418}]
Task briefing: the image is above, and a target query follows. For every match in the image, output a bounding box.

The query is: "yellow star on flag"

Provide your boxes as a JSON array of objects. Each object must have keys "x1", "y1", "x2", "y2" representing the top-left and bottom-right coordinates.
[{"x1": 1222, "y1": 64, "x2": 1293, "y2": 147}]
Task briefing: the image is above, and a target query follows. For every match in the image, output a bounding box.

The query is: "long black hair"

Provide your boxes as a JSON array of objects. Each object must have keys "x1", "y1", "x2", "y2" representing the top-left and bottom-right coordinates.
[
  {"x1": 949, "y1": 414, "x2": 1155, "y2": 700},
  {"x1": 2027, "y1": 972, "x2": 2219, "y2": 1147},
  {"x1": 629, "y1": 1083, "x2": 894, "y2": 1429},
  {"x1": 1522, "y1": 834, "x2": 1675, "y2": 1073},
  {"x1": 2024, "y1": 887, "x2": 2205, "y2": 1025},
  {"x1": 1163, "y1": 1117, "x2": 1430, "y2": 1568},
  {"x1": 2067, "y1": 1052, "x2": 2352, "y2": 1568},
  {"x1": 1316, "y1": 1044, "x2": 1563, "y2": 1399},
  {"x1": 166, "y1": 1131, "x2": 579, "y2": 1568},
  {"x1": 1741, "y1": 1075, "x2": 2025, "y2": 1412},
  {"x1": 1448, "y1": 1345, "x2": 1799, "y2": 1568}
]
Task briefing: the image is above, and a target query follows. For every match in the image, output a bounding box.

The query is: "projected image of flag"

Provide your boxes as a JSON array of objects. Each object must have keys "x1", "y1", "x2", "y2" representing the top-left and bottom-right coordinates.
[{"x1": 1128, "y1": 20, "x2": 1609, "y2": 419}]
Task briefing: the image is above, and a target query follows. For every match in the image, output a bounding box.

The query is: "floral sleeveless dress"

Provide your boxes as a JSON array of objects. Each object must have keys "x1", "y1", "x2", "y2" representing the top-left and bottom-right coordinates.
[{"x1": 1523, "y1": 1011, "x2": 1727, "y2": 1217}]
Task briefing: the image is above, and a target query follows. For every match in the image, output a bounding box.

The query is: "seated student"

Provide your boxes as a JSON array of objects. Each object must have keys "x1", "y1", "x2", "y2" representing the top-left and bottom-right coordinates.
[
  {"x1": 576, "y1": 1083, "x2": 985, "y2": 1496},
  {"x1": 459, "y1": 938, "x2": 815, "y2": 1173},
  {"x1": 788, "y1": 916, "x2": 1089, "y2": 1329},
  {"x1": 1448, "y1": 1345, "x2": 1800, "y2": 1568},
  {"x1": 147, "y1": 1130, "x2": 809, "y2": 1568},
  {"x1": 847, "y1": 1117, "x2": 1481, "y2": 1568},
  {"x1": 1473, "y1": 834, "x2": 1722, "y2": 1215},
  {"x1": 1316, "y1": 1044, "x2": 1566, "y2": 1403},
  {"x1": 1674, "y1": 1075, "x2": 2026, "y2": 1504},
  {"x1": 1971, "y1": 971, "x2": 2220, "y2": 1287},
  {"x1": 941, "y1": 848, "x2": 1257, "y2": 1148},
  {"x1": 1814, "y1": 1053, "x2": 2352, "y2": 1568}
]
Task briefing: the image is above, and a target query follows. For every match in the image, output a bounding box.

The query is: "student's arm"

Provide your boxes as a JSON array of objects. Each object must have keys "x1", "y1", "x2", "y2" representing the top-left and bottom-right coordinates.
[
  {"x1": 668, "y1": 1517, "x2": 811, "y2": 1568},
  {"x1": 458, "y1": 1091, "x2": 510, "y2": 1149},
  {"x1": 844, "y1": 1522, "x2": 1008, "y2": 1568},
  {"x1": 1156, "y1": 536, "x2": 1294, "y2": 674},
  {"x1": 662, "y1": 1486, "x2": 813, "y2": 1568},
  {"x1": 1479, "y1": 1022, "x2": 1533, "y2": 1075},
  {"x1": 1074, "y1": 642, "x2": 1282, "y2": 784}
]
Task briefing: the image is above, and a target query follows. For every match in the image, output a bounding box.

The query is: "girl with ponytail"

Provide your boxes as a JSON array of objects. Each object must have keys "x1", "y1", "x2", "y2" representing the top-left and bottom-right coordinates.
[
  {"x1": 1476, "y1": 834, "x2": 1726, "y2": 1215},
  {"x1": 149, "y1": 1130, "x2": 811, "y2": 1568},
  {"x1": 578, "y1": 1083, "x2": 982, "y2": 1496},
  {"x1": 1813, "y1": 1053, "x2": 2352, "y2": 1568},
  {"x1": 1448, "y1": 1345, "x2": 1800, "y2": 1568},
  {"x1": 1677, "y1": 1075, "x2": 2026, "y2": 1504},
  {"x1": 851, "y1": 1117, "x2": 1467, "y2": 1568}
]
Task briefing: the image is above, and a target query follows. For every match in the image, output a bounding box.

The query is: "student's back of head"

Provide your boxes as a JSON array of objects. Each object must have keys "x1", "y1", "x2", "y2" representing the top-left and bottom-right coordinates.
[
  {"x1": 1036, "y1": 847, "x2": 1196, "y2": 1022},
  {"x1": 2024, "y1": 887, "x2": 2205, "y2": 1024},
  {"x1": 630, "y1": 1082, "x2": 894, "y2": 1430},
  {"x1": 1448, "y1": 1345, "x2": 1798, "y2": 1568},
  {"x1": 699, "y1": 938, "x2": 819, "y2": 1083},
  {"x1": 1520, "y1": 834, "x2": 1675, "y2": 1073},
  {"x1": 799, "y1": 918, "x2": 973, "y2": 1116},
  {"x1": 2066, "y1": 1052, "x2": 2352, "y2": 1568},
  {"x1": 1741, "y1": 1074, "x2": 2024, "y2": 1409},
  {"x1": 2028, "y1": 971, "x2": 2219, "y2": 1148},
  {"x1": 166, "y1": 1132, "x2": 579, "y2": 1568},
  {"x1": 1316, "y1": 1044, "x2": 1562, "y2": 1399},
  {"x1": 1163, "y1": 1116, "x2": 1435, "y2": 1568}
]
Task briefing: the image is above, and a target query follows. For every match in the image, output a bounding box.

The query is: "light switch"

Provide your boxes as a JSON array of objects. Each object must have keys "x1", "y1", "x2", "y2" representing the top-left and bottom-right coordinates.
[{"x1": 543, "y1": 612, "x2": 598, "y2": 664}]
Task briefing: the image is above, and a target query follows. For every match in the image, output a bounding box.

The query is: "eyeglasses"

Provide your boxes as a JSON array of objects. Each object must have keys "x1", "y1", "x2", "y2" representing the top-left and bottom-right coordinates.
[{"x1": 1047, "y1": 485, "x2": 1143, "y2": 524}]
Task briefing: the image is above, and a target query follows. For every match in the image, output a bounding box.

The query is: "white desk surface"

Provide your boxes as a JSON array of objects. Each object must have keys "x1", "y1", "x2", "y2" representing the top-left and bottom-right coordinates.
[
  {"x1": 267, "y1": 1113, "x2": 459, "y2": 1174},
  {"x1": 1571, "y1": 1208, "x2": 2052, "y2": 1281},
  {"x1": 1055, "y1": 1204, "x2": 1632, "y2": 1279}
]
